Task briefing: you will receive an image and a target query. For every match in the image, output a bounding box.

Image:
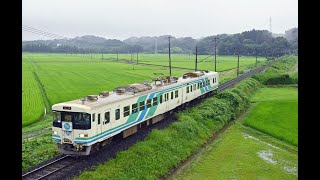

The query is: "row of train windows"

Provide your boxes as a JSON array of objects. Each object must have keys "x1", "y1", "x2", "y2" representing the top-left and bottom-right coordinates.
[
  {"x1": 186, "y1": 79, "x2": 211, "y2": 93},
  {"x1": 93, "y1": 90, "x2": 179, "y2": 124},
  {"x1": 94, "y1": 78, "x2": 217, "y2": 125}
]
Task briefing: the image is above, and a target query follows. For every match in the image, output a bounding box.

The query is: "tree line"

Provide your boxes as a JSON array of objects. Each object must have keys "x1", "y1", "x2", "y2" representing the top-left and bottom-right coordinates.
[{"x1": 22, "y1": 28, "x2": 297, "y2": 57}]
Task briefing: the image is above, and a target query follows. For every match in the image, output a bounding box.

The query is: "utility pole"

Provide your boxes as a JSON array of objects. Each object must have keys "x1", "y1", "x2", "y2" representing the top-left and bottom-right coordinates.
[
  {"x1": 91, "y1": 52, "x2": 92, "y2": 60},
  {"x1": 168, "y1": 36, "x2": 172, "y2": 77},
  {"x1": 155, "y1": 38, "x2": 158, "y2": 54},
  {"x1": 137, "y1": 48, "x2": 139, "y2": 64},
  {"x1": 214, "y1": 36, "x2": 219, "y2": 72},
  {"x1": 101, "y1": 52, "x2": 103, "y2": 60},
  {"x1": 117, "y1": 49, "x2": 119, "y2": 61},
  {"x1": 255, "y1": 48, "x2": 258, "y2": 67},
  {"x1": 237, "y1": 49, "x2": 240, "y2": 77},
  {"x1": 195, "y1": 46, "x2": 198, "y2": 71}
]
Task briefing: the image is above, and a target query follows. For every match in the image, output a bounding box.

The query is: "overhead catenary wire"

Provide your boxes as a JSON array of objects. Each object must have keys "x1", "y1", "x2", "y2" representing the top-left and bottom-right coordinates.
[{"x1": 23, "y1": 25, "x2": 124, "y2": 48}]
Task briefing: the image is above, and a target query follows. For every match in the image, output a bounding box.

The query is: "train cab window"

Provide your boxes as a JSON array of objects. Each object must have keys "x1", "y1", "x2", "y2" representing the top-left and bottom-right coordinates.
[
  {"x1": 105, "y1": 112, "x2": 110, "y2": 124},
  {"x1": 73, "y1": 112, "x2": 91, "y2": 129},
  {"x1": 147, "y1": 99, "x2": 152, "y2": 108},
  {"x1": 140, "y1": 101, "x2": 145, "y2": 110},
  {"x1": 208, "y1": 80, "x2": 210, "y2": 85},
  {"x1": 160, "y1": 95, "x2": 163, "y2": 104},
  {"x1": 115, "y1": 109, "x2": 120, "y2": 120},
  {"x1": 190, "y1": 85, "x2": 193, "y2": 92},
  {"x1": 98, "y1": 114, "x2": 101, "y2": 125},
  {"x1": 186, "y1": 86, "x2": 189, "y2": 93},
  {"x1": 53, "y1": 111, "x2": 62, "y2": 127},
  {"x1": 132, "y1": 103, "x2": 138, "y2": 114},
  {"x1": 175, "y1": 90, "x2": 178, "y2": 98},
  {"x1": 124, "y1": 105, "x2": 130, "y2": 117},
  {"x1": 153, "y1": 97, "x2": 158, "y2": 106},
  {"x1": 92, "y1": 113, "x2": 95, "y2": 122},
  {"x1": 171, "y1": 92, "x2": 174, "y2": 99}
]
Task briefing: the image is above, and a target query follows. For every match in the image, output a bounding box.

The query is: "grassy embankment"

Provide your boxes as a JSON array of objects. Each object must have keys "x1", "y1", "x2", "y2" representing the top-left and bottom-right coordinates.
[{"x1": 75, "y1": 78, "x2": 262, "y2": 179}]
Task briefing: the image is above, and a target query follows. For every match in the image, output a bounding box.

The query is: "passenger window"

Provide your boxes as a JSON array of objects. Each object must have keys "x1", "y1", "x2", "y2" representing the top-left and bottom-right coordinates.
[
  {"x1": 186, "y1": 86, "x2": 189, "y2": 93},
  {"x1": 153, "y1": 97, "x2": 158, "y2": 106},
  {"x1": 190, "y1": 85, "x2": 193, "y2": 92},
  {"x1": 132, "y1": 103, "x2": 138, "y2": 114},
  {"x1": 98, "y1": 114, "x2": 101, "y2": 125},
  {"x1": 92, "y1": 113, "x2": 95, "y2": 122},
  {"x1": 198, "y1": 83, "x2": 200, "y2": 89},
  {"x1": 171, "y1": 92, "x2": 174, "y2": 99},
  {"x1": 140, "y1": 101, "x2": 145, "y2": 111},
  {"x1": 175, "y1": 90, "x2": 178, "y2": 98},
  {"x1": 105, "y1": 112, "x2": 110, "y2": 124},
  {"x1": 147, "y1": 99, "x2": 152, "y2": 108},
  {"x1": 124, "y1": 106, "x2": 130, "y2": 117},
  {"x1": 193, "y1": 84, "x2": 196, "y2": 90},
  {"x1": 115, "y1": 109, "x2": 120, "y2": 120},
  {"x1": 160, "y1": 95, "x2": 163, "y2": 104}
]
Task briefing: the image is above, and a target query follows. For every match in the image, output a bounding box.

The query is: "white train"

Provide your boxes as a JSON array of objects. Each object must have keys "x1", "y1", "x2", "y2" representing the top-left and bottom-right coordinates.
[{"x1": 52, "y1": 71, "x2": 219, "y2": 155}]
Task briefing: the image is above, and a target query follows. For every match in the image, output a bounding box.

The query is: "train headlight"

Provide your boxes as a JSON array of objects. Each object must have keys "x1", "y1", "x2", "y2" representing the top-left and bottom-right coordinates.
[
  {"x1": 79, "y1": 134, "x2": 88, "y2": 138},
  {"x1": 53, "y1": 131, "x2": 57, "y2": 135}
]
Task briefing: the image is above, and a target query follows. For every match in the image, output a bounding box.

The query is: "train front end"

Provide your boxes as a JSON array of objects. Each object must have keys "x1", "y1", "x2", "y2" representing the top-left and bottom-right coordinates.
[{"x1": 52, "y1": 103, "x2": 93, "y2": 156}]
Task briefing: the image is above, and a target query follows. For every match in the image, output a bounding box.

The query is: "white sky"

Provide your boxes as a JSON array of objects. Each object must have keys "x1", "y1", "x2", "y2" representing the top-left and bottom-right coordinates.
[{"x1": 22, "y1": 0, "x2": 298, "y2": 41}]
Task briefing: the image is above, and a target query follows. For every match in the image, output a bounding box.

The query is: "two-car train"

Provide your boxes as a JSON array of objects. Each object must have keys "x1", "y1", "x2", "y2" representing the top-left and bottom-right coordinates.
[{"x1": 52, "y1": 70, "x2": 219, "y2": 155}]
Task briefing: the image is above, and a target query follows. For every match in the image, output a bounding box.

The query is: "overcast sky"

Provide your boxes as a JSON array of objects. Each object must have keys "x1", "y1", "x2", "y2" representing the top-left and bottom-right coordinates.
[{"x1": 22, "y1": 0, "x2": 298, "y2": 41}]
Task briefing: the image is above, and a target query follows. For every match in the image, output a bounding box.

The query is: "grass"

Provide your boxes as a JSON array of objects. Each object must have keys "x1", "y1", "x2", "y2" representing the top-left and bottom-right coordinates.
[
  {"x1": 22, "y1": 60, "x2": 45, "y2": 126},
  {"x1": 175, "y1": 123, "x2": 298, "y2": 180},
  {"x1": 74, "y1": 78, "x2": 262, "y2": 179},
  {"x1": 244, "y1": 87, "x2": 298, "y2": 146},
  {"x1": 22, "y1": 134, "x2": 61, "y2": 171},
  {"x1": 22, "y1": 53, "x2": 189, "y2": 126}
]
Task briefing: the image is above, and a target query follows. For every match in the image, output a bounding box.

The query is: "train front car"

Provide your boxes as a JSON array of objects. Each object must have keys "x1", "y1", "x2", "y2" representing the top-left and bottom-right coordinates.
[{"x1": 52, "y1": 103, "x2": 93, "y2": 155}]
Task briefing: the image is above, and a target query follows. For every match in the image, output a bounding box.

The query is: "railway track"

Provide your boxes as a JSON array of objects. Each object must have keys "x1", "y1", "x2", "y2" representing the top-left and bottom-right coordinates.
[
  {"x1": 21, "y1": 59, "x2": 279, "y2": 180},
  {"x1": 22, "y1": 155, "x2": 76, "y2": 180}
]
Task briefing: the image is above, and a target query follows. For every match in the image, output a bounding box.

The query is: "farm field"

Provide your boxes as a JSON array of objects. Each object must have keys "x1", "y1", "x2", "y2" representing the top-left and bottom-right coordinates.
[
  {"x1": 22, "y1": 53, "x2": 265, "y2": 127},
  {"x1": 22, "y1": 53, "x2": 189, "y2": 126},
  {"x1": 175, "y1": 123, "x2": 298, "y2": 179},
  {"x1": 22, "y1": 60, "x2": 46, "y2": 126},
  {"x1": 175, "y1": 87, "x2": 298, "y2": 179},
  {"x1": 245, "y1": 87, "x2": 298, "y2": 146},
  {"x1": 101, "y1": 53, "x2": 266, "y2": 72}
]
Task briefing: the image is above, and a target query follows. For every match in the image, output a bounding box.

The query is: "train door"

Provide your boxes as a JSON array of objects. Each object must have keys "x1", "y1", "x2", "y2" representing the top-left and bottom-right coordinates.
[
  {"x1": 165, "y1": 92, "x2": 169, "y2": 111},
  {"x1": 103, "y1": 109, "x2": 111, "y2": 134},
  {"x1": 97, "y1": 113, "x2": 102, "y2": 135}
]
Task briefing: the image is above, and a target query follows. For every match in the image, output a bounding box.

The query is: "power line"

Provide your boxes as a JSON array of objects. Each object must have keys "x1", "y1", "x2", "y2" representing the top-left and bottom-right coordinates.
[{"x1": 23, "y1": 25, "x2": 123, "y2": 49}]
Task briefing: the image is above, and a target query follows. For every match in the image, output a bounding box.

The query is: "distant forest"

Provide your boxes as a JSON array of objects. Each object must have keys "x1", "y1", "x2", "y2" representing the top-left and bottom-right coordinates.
[{"x1": 22, "y1": 28, "x2": 297, "y2": 57}]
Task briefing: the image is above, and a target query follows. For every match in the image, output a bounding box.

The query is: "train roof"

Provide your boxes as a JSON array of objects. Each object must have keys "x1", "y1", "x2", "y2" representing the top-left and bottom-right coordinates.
[{"x1": 52, "y1": 71, "x2": 218, "y2": 111}]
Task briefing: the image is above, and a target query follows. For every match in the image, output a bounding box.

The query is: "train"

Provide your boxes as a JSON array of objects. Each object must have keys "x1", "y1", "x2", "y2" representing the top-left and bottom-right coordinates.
[{"x1": 52, "y1": 70, "x2": 219, "y2": 155}]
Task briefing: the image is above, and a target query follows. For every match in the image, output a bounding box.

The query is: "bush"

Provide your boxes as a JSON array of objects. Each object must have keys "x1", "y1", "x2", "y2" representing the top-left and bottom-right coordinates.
[{"x1": 252, "y1": 55, "x2": 298, "y2": 85}]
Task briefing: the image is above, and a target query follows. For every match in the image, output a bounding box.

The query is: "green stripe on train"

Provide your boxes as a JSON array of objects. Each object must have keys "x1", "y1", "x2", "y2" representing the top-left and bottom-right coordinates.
[
  {"x1": 145, "y1": 94, "x2": 160, "y2": 118},
  {"x1": 126, "y1": 95, "x2": 148, "y2": 123}
]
